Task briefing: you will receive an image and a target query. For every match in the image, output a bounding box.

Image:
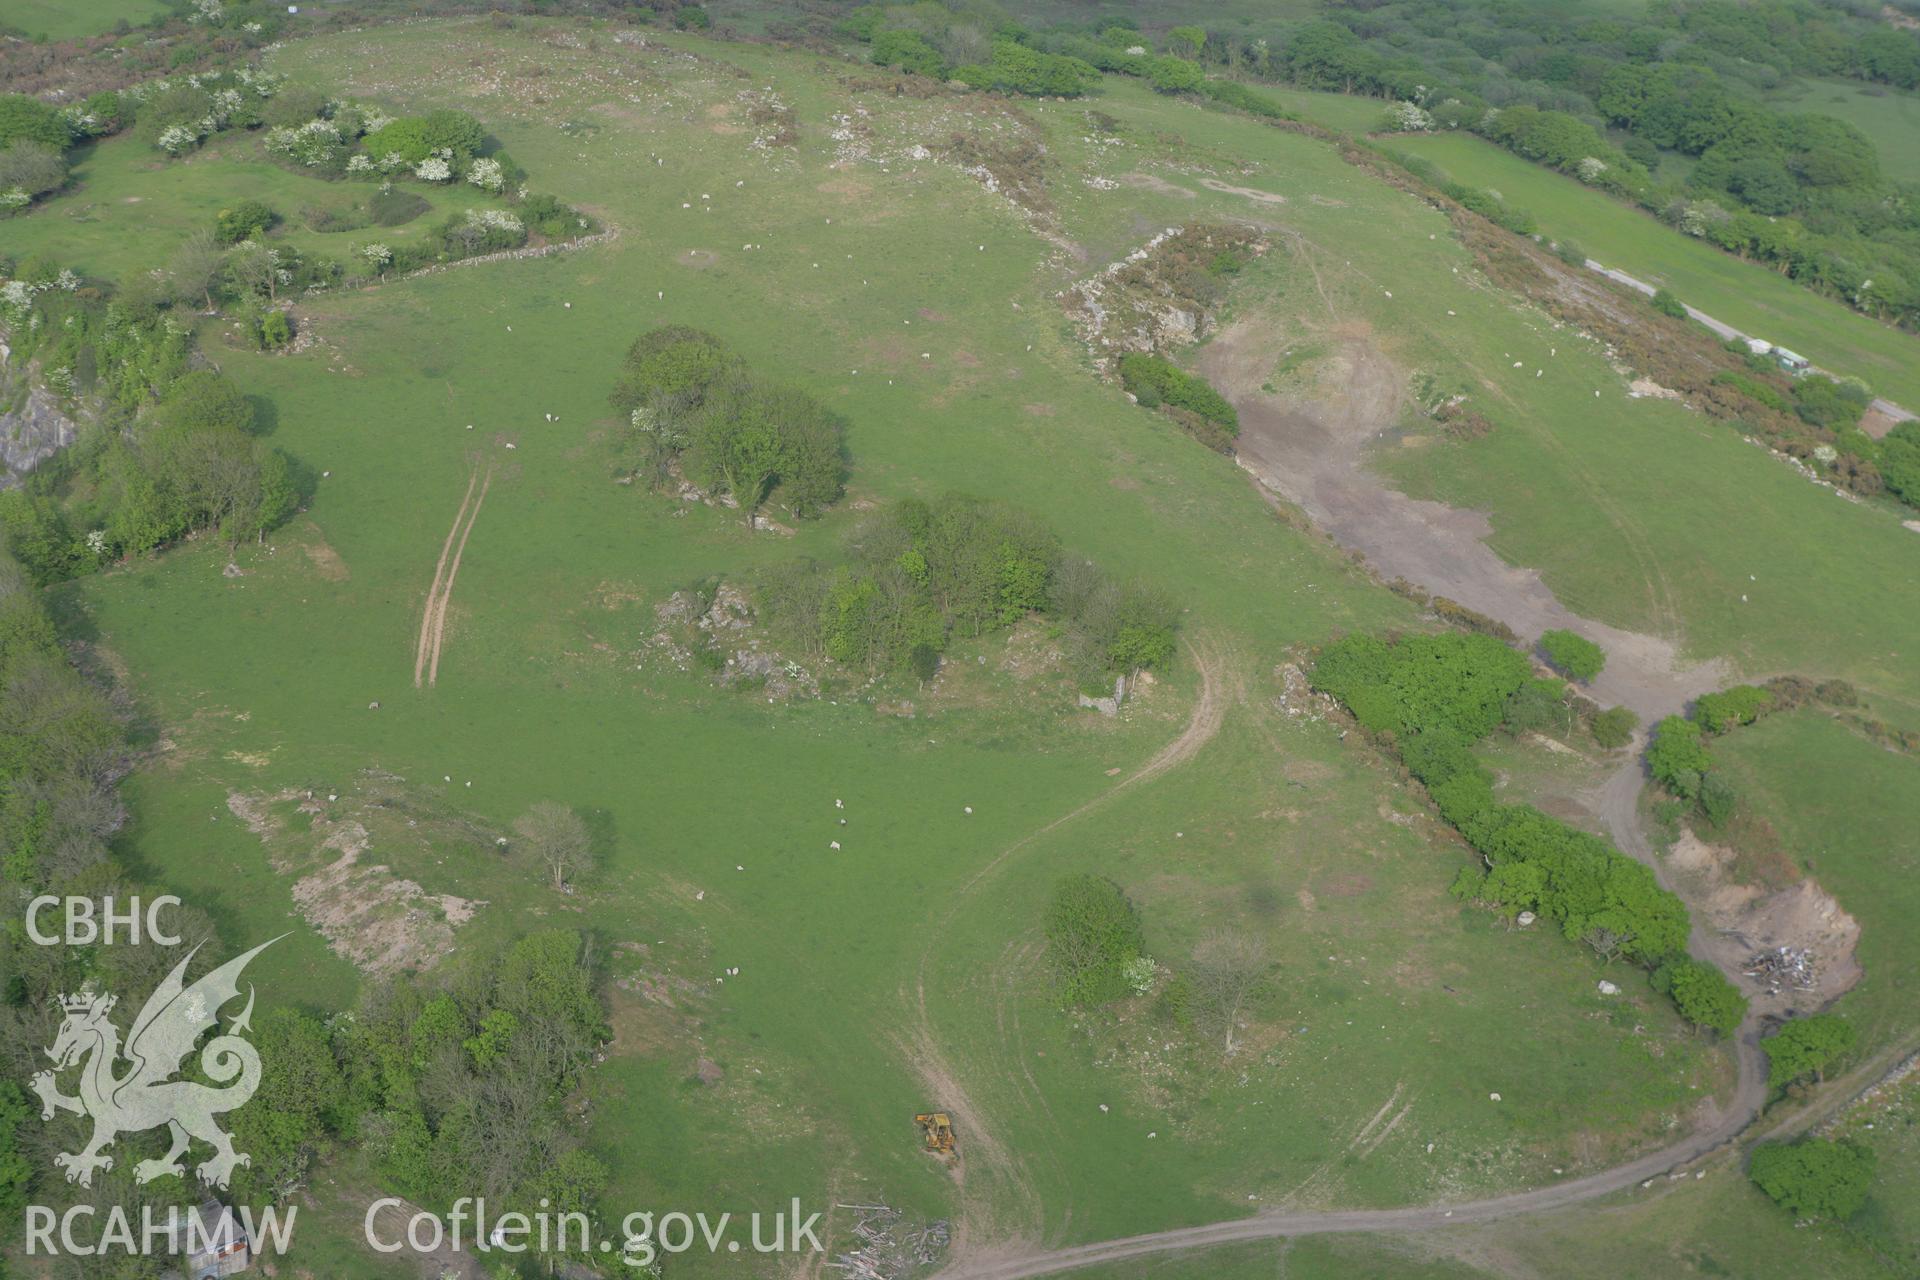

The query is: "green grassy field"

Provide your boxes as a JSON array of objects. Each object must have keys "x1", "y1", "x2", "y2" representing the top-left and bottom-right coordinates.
[
  {"x1": 1709, "y1": 712, "x2": 1920, "y2": 1057},
  {"x1": 1765, "y1": 78, "x2": 1920, "y2": 185},
  {"x1": 1375, "y1": 367, "x2": 1920, "y2": 713},
  {"x1": 1387, "y1": 132, "x2": 1920, "y2": 411},
  {"x1": 21, "y1": 18, "x2": 1787, "y2": 1272},
  {"x1": 6, "y1": 128, "x2": 501, "y2": 283},
  {"x1": 1830, "y1": 1077, "x2": 1920, "y2": 1275},
  {"x1": 0, "y1": 0, "x2": 164, "y2": 39}
]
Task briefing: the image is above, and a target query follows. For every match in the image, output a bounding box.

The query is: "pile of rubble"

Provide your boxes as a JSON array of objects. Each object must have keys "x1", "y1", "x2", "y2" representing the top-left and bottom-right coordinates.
[
  {"x1": 644, "y1": 581, "x2": 818, "y2": 699},
  {"x1": 826, "y1": 1203, "x2": 949, "y2": 1279},
  {"x1": 1272, "y1": 661, "x2": 1335, "y2": 722},
  {"x1": 1744, "y1": 945, "x2": 1818, "y2": 995}
]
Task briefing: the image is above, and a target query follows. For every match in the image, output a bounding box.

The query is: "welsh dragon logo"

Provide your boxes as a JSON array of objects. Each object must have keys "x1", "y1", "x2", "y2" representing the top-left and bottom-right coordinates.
[{"x1": 31, "y1": 937, "x2": 281, "y2": 1189}]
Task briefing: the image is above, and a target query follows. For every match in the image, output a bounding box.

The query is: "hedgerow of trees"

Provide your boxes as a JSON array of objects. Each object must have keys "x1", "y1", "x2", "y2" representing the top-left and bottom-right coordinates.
[{"x1": 1310, "y1": 630, "x2": 1743, "y2": 1032}]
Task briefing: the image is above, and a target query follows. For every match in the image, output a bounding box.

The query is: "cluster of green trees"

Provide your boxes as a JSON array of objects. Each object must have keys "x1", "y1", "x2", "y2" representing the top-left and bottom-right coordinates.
[
  {"x1": 0, "y1": 349, "x2": 301, "y2": 584},
  {"x1": 609, "y1": 326, "x2": 845, "y2": 527},
  {"x1": 1762, "y1": 1012, "x2": 1856, "y2": 1092},
  {"x1": 340, "y1": 930, "x2": 610, "y2": 1239},
  {"x1": 0, "y1": 539, "x2": 125, "y2": 890},
  {"x1": 1311, "y1": 631, "x2": 1744, "y2": 1034},
  {"x1": 1749, "y1": 1136, "x2": 1876, "y2": 1222},
  {"x1": 1040, "y1": 873, "x2": 1277, "y2": 1054},
  {"x1": 756, "y1": 493, "x2": 1180, "y2": 689},
  {"x1": 1117, "y1": 353, "x2": 1239, "y2": 453},
  {"x1": 1647, "y1": 681, "x2": 1780, "y2": 829},
  {"x1": 847, "y1": 5, "x2": 1101, "y2": 95}
]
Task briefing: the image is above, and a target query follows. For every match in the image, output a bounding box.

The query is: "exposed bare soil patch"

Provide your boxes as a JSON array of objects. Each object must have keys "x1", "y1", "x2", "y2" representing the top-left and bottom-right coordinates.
[
  {"x1": 1198, "y1": 177, "x2": 1287, "y2": 205},
  {"x1": 1117, "y1": 171, "x2": 1194, "y2": 199},
  {"x1": 1667, "y1": 830, "x2": 1862, "y2": 1017},
  {"x1": 227, "y1": 785, "x2": 482, "y2": 976},
  {"x1": 1200, "y1": 314, "x2": 1728, "y2": 722}
]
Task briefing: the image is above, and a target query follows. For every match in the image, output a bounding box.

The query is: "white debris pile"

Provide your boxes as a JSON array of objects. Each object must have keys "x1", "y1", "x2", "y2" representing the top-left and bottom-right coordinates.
[
  {"x1": 1272, "y1": 661, "x2": 1335, "y2": 721},
  {"x1": 1745, "y1": 945, "x2": 1818, "y2": 995},
  {"x1": 826, "y1": 1203, "x2": 949, "y2": 1279}
]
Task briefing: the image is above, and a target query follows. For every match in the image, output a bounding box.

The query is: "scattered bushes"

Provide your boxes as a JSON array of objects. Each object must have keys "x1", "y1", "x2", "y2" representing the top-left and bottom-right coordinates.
[
  {"x1": 853, "y1": 7, "x2": 1098, "y2": 96},
  {"x1": 1044, "y1": 875, "x2": 1147, "y2": 1006},
  {"x1": 952, "y1": 41, "x2": 1100, "y2": 96},
  {"x1": 1195, "y1": 79, "x2": 1295, "y2": 120},
  {"x1": 370, "y1": 187, "x2": 431, "y2": 226},
  {"x1": 1650, "y1": 287, "x2": 1687, "y2": 319},
  {"x1": 1538, "y1": 628, "x2": 1605, "y2": 682},
  {"x1": 1440, "y1": 181, "x2": 1537, "y2": 236},
  {"x1": 1502, "y1": 676, "x2": 1576, "y2": 738},
  {"x1": 0, "y1": 140, "x2": 67, "y2": 211},
  {"x1": 1711, "y1": 369, "x2": 1790, "y2": 414},
  {"x1": 754, "y1": 493, "x2": 1179, "y2": 687},
  {"x1": 362, "y1": 109, "x2": 486, "y2": 166},
  {"x1": 1881, "y1": 422, "x2": 1920, "y2": 506},
  {"x1": 0, "y1": 94, "x2": 70, "y2": 151},
  {"x1": 1789, "y1": 374, "x2": 1870, "y2": 430},
  {"x1": 870, "y1": 29, "x2": 948, "y2": 79},
  {"x1": 1311, "y1": 631, "x2": 1531, "y2": 742}
]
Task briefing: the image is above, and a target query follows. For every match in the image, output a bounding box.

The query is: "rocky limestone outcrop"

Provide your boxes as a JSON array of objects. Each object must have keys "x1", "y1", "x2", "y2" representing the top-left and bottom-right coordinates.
[{"x1": 0, "y1": 336, "x2": 85, "y2": 489}]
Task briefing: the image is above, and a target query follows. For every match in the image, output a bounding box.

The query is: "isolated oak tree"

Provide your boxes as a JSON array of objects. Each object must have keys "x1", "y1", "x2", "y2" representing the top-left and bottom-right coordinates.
[{"x1": 514, "y1": 801, "x2": 593, "y2": 891}]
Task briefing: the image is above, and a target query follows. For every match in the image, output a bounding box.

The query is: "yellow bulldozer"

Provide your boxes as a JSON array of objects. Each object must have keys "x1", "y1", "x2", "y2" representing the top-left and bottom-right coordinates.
[{"x1": 914, "y1": 1112, "x2": 956, "y2": 1156}]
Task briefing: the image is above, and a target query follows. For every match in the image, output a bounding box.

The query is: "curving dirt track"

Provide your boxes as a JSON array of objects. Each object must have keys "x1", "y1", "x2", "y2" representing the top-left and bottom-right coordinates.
[
  {"x1": 925, "y1": 757, "x2": 1769, "y2": 1280},
  {"x1": 924, "y1": 321, "x2": 1786, "y2": 1280},
  {"x1": 905, "y1": 636, "x2": 1233, "y2": 1253}
]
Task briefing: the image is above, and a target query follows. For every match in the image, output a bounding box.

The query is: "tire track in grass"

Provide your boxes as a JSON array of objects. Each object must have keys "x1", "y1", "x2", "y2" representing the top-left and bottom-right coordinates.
[
  {"x1": 414, "y1": 467, "x2": 479, "y2": 688},
  {"x1": 425, "y1": 465, "x2": 493, "y2": 687}
]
